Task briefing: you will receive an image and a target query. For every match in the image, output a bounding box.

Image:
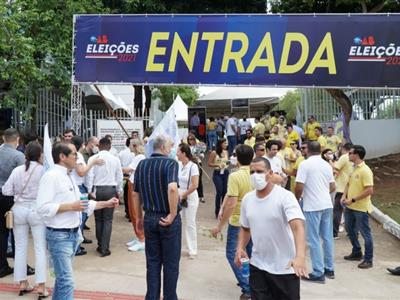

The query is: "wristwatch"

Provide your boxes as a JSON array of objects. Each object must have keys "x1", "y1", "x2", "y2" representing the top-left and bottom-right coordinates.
[{"x1": 351, "y1": 198, "x2": 356, "y2": 203}]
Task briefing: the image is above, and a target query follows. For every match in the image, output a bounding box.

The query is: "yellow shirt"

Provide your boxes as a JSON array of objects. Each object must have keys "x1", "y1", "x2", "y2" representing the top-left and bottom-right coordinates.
[
  {"x1": 326, "y1": 135, "x2": 341, "y2": 153},
  {"x1": 317, "y1": 136, "x2": 327, "y2": 149},
  {"x1": 270, "y1": 116, "x2": 278, "y2": 127},
  {"x1": 347, "y1": 162, "x2": 374, "y2": 213},
  {"x1": 286, "y1": 131, "x2": 300, "y2": 147},
  {"x1": 304, "y1": 122, "x2": 321, "y2": 141},
  {"x1": 334, "y1": 153, "x2": 353, "y2": 193},
  {"x1": 244, "y1": 136, "x2": 256, "y2": 148},
  {"x1": 207, "y1": 121, "x2": 217, "y2": 131},
  {"x1": 227, "y1": 166, "x2": 252, "y2": 227},
  {"x1": 290, "y1": 156, "x2": 305, "y2": 192},
  {"x1": 277, "y1": 124, "x2": 287, "y2": 139},
  {"x1": 279, "y1": 147, "x2": 295, "y2": 171},
  {"x1": 269, "y1": 133, "x2": 279, "y2": 140},
  {"x1": 253, "y1": 122, "x2": 266, "y2": 136}
]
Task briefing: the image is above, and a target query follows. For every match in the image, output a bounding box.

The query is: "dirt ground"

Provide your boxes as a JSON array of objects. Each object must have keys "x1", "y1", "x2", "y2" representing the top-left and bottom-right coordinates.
[{"x1": 367, "y1": 153, "x2": 400, "y2": 223}]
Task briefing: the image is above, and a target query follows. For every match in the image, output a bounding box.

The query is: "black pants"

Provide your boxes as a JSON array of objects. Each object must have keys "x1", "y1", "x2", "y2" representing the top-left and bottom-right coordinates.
[
  {"x1": 250, "y1": 264, "x2": 300, "y2": 300},
  {"x1": 123, "y1": 179, "x2": 130, "y2": 220},
  {"x1": 0, "y1": 193, "x2": 13, "y2": 271},
  {"x1": 333, "y1": 192, "x2": 344, "y2": 237},
  {"x1": 197, "y1": 165, "x2": 204, "y2": 198},
  {"x1": 94, "y1": 186, "x2": 117, "y2": 253}
]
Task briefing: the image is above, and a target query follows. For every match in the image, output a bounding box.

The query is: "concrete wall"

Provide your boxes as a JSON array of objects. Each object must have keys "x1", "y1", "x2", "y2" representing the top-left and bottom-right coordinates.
[{"x1": 350, "y1": 119, "x2": 400, "y2": 159}]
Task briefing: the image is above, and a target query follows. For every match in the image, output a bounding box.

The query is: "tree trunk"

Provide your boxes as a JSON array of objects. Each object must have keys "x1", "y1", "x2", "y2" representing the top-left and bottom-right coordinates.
[
  {"x1": 326, "y1": 88, "x2": 352, "y2": 128},
  {"x1": 134, "y1": 85, "x2": 143, "y2": 118}
]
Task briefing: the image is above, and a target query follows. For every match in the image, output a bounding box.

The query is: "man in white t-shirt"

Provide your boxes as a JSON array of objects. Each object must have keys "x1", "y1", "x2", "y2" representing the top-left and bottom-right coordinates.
[
  {"x1": 238, "y1": 115, "x2": 252, "y2": 144},
  {"x1": 235, "y1": 157, "x2": 307, "y2": 299},
  {"x1": 264, "y1": 140, "x2": 285, "y2": 185},
  {"x1": 226, "y1": 113, "x2": 238, "y2": 156},
  {"x1": 295, "y1": 141, "x2": 336, "y2": 284}
]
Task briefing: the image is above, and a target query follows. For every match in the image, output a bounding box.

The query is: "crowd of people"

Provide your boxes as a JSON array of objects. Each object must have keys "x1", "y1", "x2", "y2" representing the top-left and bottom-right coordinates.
[{"x1": 0, "y1": 110, "x2": 397, "y2": 300}]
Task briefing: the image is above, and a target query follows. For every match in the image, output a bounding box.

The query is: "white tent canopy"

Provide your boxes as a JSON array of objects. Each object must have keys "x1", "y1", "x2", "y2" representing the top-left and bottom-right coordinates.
[{"x1": 168, "y1": 95, "x2": 188, "y2": 122}]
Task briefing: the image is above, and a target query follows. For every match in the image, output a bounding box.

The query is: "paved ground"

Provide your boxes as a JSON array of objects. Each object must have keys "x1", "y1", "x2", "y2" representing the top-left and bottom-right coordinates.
[{"x1": 0, "y1": 164, "x2": 399, "y2": 299}]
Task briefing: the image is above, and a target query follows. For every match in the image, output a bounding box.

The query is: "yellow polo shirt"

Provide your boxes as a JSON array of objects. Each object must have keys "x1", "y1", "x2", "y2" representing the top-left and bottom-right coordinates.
[
  {"x1": 244, "y1": 137, "x2": 256, "y2": 148},
  {"x1": 304, "y1": 122, "x2": 321, "y2": 141},
  {"x1": 227, "y1": 166, "x2": 252, "y2": 227},
  {"x1": 326, "y1": 135, "x2": 342, "y2": 153},
  {"x1": 334, "y1": 153, "x2": 353, "y2": 193},
  {"x1": 253, "y1": 122, "x2": 266, "y2": 136},
  {"x1": 286, "y1": 131, "x2": 300, "y2": 147},
  {"x1": 270, "y1": 116, "x2": 278, "y2": 127},
  {"x1": 277, "y1": 124, "x2": 287, "y2": 138},
  {"x1": 290, "y1": 156, "x2": 305, "y2": 192},
  {"x1": 347, "y1": 162, "x2": 374, "y2": 213},
  {"x1": 317, "y1": 135, "x2": 327, "y2": 149}
]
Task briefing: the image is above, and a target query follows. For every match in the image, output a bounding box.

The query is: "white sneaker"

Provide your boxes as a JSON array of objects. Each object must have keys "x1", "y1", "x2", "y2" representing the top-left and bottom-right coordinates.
[
  {"x1": 126, "y1": 238, "x2": 138, "y2": 247},
  {"x1": 339, "y1": 225, "x2": 345, "y2": 233},
  {"x1": 128, "y1": 241, "x2": 145, "y2": 252}
]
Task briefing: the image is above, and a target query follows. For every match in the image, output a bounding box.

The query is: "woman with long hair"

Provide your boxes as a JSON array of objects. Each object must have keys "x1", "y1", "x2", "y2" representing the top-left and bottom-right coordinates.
[
  {"x1": 177, "y1": 143, "x2": 200, "y2": 259},
  {"x1": 2, "y1": 141, "x2": 49, "y2": 298},
  {"x1": 208, "y1": 138, "x2": 229, "y2": 218}
]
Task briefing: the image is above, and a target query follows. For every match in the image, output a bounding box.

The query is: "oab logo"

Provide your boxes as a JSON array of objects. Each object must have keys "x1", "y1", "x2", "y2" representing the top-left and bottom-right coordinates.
[
  {"x1": 85, "y1": 34, "x2": 140, "y2": 62},
  {"x1": 348, "y1": 35, "x2": 400, "y2": 65}
]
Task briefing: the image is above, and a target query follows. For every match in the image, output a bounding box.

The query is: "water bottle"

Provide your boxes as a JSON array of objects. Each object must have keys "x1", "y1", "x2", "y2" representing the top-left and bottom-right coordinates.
[
  {"x1": 241, "y1": 258, "x2": 250, "y2": 278},
  {"x1": 80, "y1": 194, "x2": 89, "y2": 213}
]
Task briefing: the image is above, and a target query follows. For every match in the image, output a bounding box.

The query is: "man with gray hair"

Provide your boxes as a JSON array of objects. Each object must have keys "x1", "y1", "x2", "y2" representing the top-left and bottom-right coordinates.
[
  {"x1": 132, "y1": 135, "x2": 180, "y2": 300},
  {"x1": 0, "y1": 128, "x2": 25, "y2": 277}
]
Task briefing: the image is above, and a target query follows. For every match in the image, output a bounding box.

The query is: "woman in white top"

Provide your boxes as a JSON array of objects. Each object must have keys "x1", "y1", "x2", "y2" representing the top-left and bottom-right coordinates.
[
  {"x1": 126, "y1": 139, "x2": 147, "y2": 252},
  {"x1": 177, "y1": 143, "x2": 199, "y2": 259},
  {"x1": 1, "y1": 141, "x2": 48, "y2": 297}
]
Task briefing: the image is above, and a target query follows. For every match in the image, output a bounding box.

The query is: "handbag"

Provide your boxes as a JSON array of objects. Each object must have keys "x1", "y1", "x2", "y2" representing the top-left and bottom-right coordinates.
[
  {"x1": 180, "y1": 164, "x2": 193, "y2": 208},
  {"x1": 4, "y1": 164, "x2": 39, "y2": 229}
]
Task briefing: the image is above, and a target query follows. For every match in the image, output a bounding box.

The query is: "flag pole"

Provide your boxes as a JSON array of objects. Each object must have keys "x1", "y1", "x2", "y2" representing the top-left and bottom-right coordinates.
[{"x1": 94, "y1": 84, "x2": 130, "y2": 138}]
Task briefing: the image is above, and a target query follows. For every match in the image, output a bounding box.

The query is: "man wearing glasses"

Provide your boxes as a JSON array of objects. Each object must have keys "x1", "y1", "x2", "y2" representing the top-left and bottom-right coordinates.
[{"x1": 341, "y1": 145, "x2": 374, "y2": 269}]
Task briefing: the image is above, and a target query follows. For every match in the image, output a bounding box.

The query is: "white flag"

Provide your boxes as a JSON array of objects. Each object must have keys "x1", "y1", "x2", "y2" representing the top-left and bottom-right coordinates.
[
  {"x1": 43, "y1": 124, "x2": 54, "y2": 171},
  {"x1": 145, "y1": 106, "x2": 180, "y2": 157}
]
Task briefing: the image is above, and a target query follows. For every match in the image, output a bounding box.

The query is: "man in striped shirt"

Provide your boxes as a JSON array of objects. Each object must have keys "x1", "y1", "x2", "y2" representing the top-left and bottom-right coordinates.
[{"x1": 132, "y1": 135, "x2": 180, "y2": 300}]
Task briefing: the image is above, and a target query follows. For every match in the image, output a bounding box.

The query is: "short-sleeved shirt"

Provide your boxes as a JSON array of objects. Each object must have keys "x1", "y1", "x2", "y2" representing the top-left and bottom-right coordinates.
[
  {"x1": 178, "y1": 161, "x2": 199, "y2": 192},
  {"x1": 207, "y1": 121, "x2": 217, "y2": 131},
  {"x1": 295, "y1": 155, "x2": 335, "y2": 212},
  {"x1": 277, "y1": 124, "x2": 287, "y2": 138},
  {"x1": 227, "y1": 166, "x2": 252, "y2": 227},
  {"x1": 334, "y1": 153, "x2": 353, "y2": 193},
  {"x1": 0, "y1": 144, "x2": 25, "y2": 188},
  {"x1": 265, "y1": 156, "x2": 283, "y2": 175},
  {"x1": 240, "y1": 186, "x2": 305, "y2": 275},
  {"x1": 134, "y1": 153, "x2": 179, "y2": 214},
  {"x1": 244, "y1": 137, "x2": 256, "y2": 148},
  {"x1": 317, "y1": 135, "x2": 327, "y2": 149},
  {"x1": 238, "y1": 120, "x2": 252, "y2": 135},
  {"x1": 326, "y1": 135, "x2": 342, "y2": 153},
  {"x1": 347, "y1": 162, "x2": 374, "y2": 213},
  {"x1": 304, "y1": 122, "x2": 321, "y2": 141},
  {"x1": 286, "y1": 131, "x2": 300, "y2": 147},
  {"x1": 253, "y1": 122, "x2": 266, "y2": 136},
  {"x1": 226, "y1": 117, "x2": 237, "y2": 136},
  {"x1": 128, "y1": 154, "x2": 146, "y2": 183}
]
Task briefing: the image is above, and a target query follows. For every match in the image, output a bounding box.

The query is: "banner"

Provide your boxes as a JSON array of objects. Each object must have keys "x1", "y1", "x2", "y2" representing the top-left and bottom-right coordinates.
[{"x1": 73, "y1": 14, "x2": 400, "y2": 88}]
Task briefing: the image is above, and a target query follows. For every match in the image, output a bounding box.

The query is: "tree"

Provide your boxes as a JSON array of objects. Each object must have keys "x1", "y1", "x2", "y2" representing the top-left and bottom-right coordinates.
[
  {"x1": 275, "y1": 90, "x2": 301, "y2": 122},
  {"x1": 153, "y1": 86, "x2": 198, "y2": 111},
  {"x1": 270, "y1": 0, "x2": 400, "y2": 129}
]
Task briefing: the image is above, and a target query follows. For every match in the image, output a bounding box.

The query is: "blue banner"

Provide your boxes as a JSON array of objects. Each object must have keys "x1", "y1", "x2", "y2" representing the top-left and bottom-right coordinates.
[{"x1": 73, "y1": 14, "x2": 400, "y2": 88}]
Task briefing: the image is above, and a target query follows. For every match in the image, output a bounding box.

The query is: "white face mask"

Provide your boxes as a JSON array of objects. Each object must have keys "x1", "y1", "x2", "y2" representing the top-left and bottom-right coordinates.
[
  {"x1": 230, "y1": 156, "x2": 237, "y2": 166},
  {"x1": 251, "y1": 173, "x2": 268, "y2": 191},
  {"x1": 92, "y1": 146, "x2": 99, "y2": 154},
  {"x1": 327, "y1": 154, "x2": 334, "y2": 160}
]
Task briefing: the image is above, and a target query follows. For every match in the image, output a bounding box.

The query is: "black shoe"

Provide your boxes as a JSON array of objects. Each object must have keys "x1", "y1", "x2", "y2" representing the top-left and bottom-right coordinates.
[
  {"x1": 0, "y1": 266, "x2": 13, "y2": 278},
  {"x1": 358, "y1": 260, "x2": 373, "y2": 269},
  {"x1": 387, "y1": 266, "x2": 400, "y2": 275},
  {"x1": 302, "y1": 273, "x2": 326, "y2": 284},
  {"x1": 96, "y1": 246, "x2": 102, "y2": 253},
  {"x1": 75, "y1": 249, "x2": 87, "y2": 256},
  {"x1": 239, "y1": 293, "x2": 251, "y2": 300},
  {"x1": 324, "y1": 269, "x2": 335, "y2": 279},
  {"x1": 100, "y1": 250, "x2": 111, "y2": 257},
  {"x1": 82, "y1": 238, "x2": 92, "y2": 244},
  {"x1": 83, "y1": 225, "x2": 90, "y2": 230},
  {"x1": 344, "y1": 252, "x2": 363, "y2": 261},
  {"x1": 79, "y1": 246, "x2": 85, "y2": 251},
  {"x1": 6, "y1": 251, "x2": 14, "y2": 258},
  {"x1": 27, "y1": 265, "x2": 35, "y2": 276}
]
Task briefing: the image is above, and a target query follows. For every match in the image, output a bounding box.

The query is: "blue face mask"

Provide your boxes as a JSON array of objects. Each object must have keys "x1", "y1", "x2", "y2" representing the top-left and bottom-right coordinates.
[{"x1": 168, "y1": 148, "x2": 177, "y2": 159}]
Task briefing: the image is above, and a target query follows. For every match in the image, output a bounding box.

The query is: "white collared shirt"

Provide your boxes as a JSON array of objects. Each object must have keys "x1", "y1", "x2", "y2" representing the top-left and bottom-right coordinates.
[
  {"x1": 2, "y1": 161, "x2": 44, "y2": 202},
  {"x1": 119, "y1": 147, "x2": 135, "y2": 168},
  {"x1": 36, "y1": 164, "x2": 96, "y2": 228},
  {"x1": 128, "y1": 154, "x2": 146, "y2": 183},
  {"x1": 71, "y1": 152, "x2": 86, "y2": 186},
  {"x1": 86, "y1": 150, "x2": 123, "y2": 193},
  {"x1": 264, "y1": 155, "x2": 283, "y2": 175}
]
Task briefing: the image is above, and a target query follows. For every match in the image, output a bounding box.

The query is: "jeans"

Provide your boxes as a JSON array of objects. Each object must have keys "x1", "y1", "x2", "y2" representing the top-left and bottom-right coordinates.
[
  {"x1": 344, "y1": 208, "x2": 373, "y2": 262},
  {"x1": 12, "y1": 202, "x2": 46, "y2": 283},
  {"x1": 144, "y1": 212, "x2": 181, "y2": 300},
  {"x1": 304, "y1": 208, "x2": 334, "y2": 277},
  {"x1": 333, "y1": 192, "x2": 344, "y2": 237},
  {"x1": 212, "y1": 170, "x2": 229, "y2": 217},
  {"x1": 207, "y1": 130, "x2": 218, "y2": 151},
  {"x1": 227, "y1": 135, "x2": 237, "y2": 156},
  {"x1": 46, "y1": 228, "x2": 79, "y2": 300},
  {"x1": 78, "y1": 185, "x2": 88, "y2": 233},
  {"x1": 226, "y1": 224, "x2": 252, "y2": 294}
]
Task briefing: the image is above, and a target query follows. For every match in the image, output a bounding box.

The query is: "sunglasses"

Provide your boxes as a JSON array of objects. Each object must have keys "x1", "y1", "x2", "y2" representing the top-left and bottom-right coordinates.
[{"x1": 256, "y1": 148, "x2": 266, "y2": 151}]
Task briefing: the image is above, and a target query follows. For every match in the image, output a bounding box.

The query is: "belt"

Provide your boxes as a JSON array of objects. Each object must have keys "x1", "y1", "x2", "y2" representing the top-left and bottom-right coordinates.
[{"x1": 46, "y1": 227, "x2": 79, "y2": 233}]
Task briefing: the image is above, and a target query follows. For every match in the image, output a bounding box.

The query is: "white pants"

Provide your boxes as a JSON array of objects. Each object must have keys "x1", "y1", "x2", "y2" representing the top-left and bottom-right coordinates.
[
  {"x1": 12, "y1": 202, "x2": 47, "y2": 284},
  {"x1": 181, "y1": 191, "x2": 199, "y2": 256}
]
